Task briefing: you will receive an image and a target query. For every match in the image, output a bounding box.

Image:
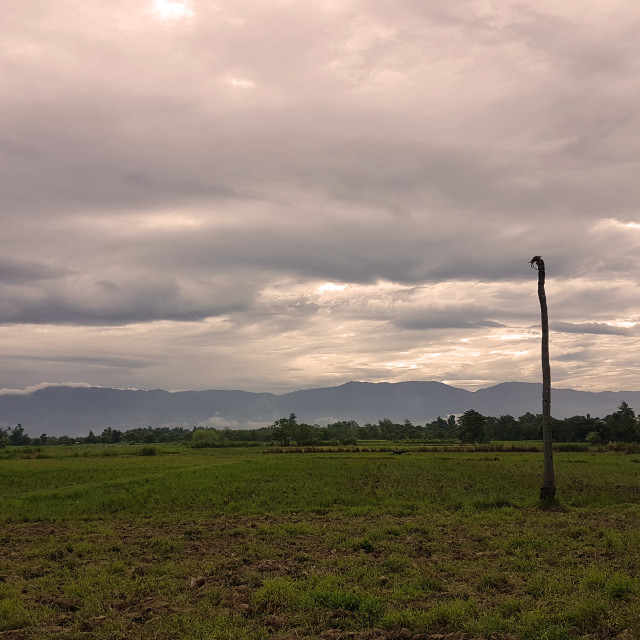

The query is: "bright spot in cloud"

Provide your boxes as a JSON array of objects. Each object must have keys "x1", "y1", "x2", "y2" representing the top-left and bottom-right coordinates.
[
  {"x1": 87, "y1": 211, "x2": 205, "y2": 232},
  {"x1": 227, "y1": 77, "x2": 257, "y2": 89},
  {"x1": 385, "y1": 362, "x2": 421, "y2": 370},
  {"x1": 150, "y1": 0, "x2": 194, "y2": 20},
  {"x1": 490, "y1": 350, "x2": 530, "y2": 357},
  {"x1": 317, "y1": 283, "x2": 347, "y2": 293},
  {"x1": 136, "y1": 213, "x2": 204, "y2": 229},
  {"x1": 597, "y1": 218, "x2": 640, "y2": 232},
  {"x1": 455, "y1": 349, "x2": 480, "y2": 358}
]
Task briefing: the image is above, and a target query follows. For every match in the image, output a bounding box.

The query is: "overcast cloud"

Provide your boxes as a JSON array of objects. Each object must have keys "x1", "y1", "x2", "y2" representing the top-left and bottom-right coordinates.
[{"x1": 2, "y1": 0, "x2": 640, "y2": 394}]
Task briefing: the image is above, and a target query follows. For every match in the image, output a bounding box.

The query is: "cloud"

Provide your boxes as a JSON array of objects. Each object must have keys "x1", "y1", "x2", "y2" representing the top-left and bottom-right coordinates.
[
  {"x1": 120, "y1": 172, "x2": 245, "y2": 202},
  {"x1": 0, "y1": 382, "x2": 95, "y2": 396},
  {"x1": 0, "y1": 272, "x2": 253, "y2": 325},
  {"x1": 552, "y1": 322, "x2": 637, "y2": 336},
  {"x1": 0, "y1": 258, "x2": 72, "y2": 285},
  {"x1": 2, "y1": 0, "x2": 640, "y2": 392},
  {"x1": 392, "y1": 303, "x2": 506, "y2": 331}
]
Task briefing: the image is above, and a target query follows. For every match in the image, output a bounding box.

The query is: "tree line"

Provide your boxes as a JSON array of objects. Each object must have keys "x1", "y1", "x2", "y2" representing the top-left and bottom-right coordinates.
[{"x1": 1, "y1": 401, "x2": 638, "y2": 447}]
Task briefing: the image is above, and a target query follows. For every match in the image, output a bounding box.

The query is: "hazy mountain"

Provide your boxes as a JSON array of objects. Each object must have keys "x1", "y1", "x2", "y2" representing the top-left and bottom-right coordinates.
[{"x1": 0, "y1": 381, "x2": 638, "y2": 437}]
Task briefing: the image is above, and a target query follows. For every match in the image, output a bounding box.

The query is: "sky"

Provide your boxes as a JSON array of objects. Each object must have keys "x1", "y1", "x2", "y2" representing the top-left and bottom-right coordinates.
[{"x1": 2, "y1": 0, "x2": 640, "y2": 395}]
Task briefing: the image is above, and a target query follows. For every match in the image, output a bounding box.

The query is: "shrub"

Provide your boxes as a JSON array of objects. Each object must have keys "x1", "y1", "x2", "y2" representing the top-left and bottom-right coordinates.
[{"x1": 139, "y1": 446, "x2": 157, "y2": 456}]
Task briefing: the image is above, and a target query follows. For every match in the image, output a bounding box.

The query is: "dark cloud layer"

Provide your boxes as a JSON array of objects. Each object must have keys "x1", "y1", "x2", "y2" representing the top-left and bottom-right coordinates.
[
  {"x1": 0, "y1": 258, "x2": 72, "y2": 285},
  {"x1": 552, "y1": 322, "x2": 638, "y2": 337}
]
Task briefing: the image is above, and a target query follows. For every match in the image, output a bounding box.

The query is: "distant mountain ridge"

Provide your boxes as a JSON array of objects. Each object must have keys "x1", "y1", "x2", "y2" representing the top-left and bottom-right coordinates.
[{"x1": 1, "y1": 381, "x2": 638, "y2": 437}]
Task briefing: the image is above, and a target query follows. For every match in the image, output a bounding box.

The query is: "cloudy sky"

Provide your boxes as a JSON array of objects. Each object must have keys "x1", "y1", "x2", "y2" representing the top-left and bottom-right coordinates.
[{"x1": 2, "y1": 0, "x2": 640, "y2": 395}]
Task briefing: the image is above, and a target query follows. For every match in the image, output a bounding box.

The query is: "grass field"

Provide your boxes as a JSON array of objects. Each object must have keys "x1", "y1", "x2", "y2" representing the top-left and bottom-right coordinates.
[{"x1": 1, "y1": 444, "x2": 639, "y2": 639}]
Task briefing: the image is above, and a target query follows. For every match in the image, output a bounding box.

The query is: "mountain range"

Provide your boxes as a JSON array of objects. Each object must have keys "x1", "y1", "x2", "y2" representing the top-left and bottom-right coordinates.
[{"x1": 1, "y1": 381, "x2": 638, "y2": 438}]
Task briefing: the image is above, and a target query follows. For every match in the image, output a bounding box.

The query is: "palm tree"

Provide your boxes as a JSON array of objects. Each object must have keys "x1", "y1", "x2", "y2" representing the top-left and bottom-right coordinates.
[{"x1": 530, "y1": 256, "x2": 556, "y2": 500}]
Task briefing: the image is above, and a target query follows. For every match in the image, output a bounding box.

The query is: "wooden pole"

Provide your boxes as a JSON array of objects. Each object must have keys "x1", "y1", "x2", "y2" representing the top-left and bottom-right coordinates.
[{"x1": 530, "y1": 256, "x2": 556, "y2": 500}]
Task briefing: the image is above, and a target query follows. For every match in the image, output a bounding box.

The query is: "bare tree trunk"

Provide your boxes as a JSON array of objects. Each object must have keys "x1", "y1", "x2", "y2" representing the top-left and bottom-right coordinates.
[{"x1": 530, "y1": 256, "x2": 556, "y2": 500}]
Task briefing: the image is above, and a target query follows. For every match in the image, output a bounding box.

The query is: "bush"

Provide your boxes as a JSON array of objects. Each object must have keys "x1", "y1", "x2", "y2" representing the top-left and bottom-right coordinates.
[
  {"x1": 586, "y1": 431, "x2": 602, "y2": 445},
  {"x1": 191, "y1": 429, "x2": 224, "y2": 448},
  {"x1": 139, "y1": 446, "x2": 157, "y2": 456}
]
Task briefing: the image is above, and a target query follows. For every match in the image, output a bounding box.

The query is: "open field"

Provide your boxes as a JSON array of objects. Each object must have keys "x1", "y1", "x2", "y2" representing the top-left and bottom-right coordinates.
[{"x1": 1, "y1": 445, "x2": 640, "y2": 639}]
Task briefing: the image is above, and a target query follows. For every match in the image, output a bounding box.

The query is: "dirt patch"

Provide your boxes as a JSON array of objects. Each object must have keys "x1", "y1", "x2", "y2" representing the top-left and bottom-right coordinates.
[
  {"x1": 35, "y1": 596, "x2": 83, "y2": 611},
  {"x1": 122, "y1": 597, "x2": 174, "y2": 622},
  {"x1": 79, "y1": 616, "x2": 109, "y2": 632}
]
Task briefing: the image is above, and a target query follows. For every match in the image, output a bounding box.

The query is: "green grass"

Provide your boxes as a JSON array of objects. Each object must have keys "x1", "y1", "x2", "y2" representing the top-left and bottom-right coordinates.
[{"x1": 1, "y1": 445, "x2": 640, "y2": 638}]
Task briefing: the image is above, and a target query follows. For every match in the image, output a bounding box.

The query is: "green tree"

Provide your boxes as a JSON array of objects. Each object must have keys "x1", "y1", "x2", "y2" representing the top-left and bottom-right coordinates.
[
  {"x1": 517, "y1": 412, "x2": 542, "y2": 440},
  {"x1": 557, "y1": 415, "x2": 600, "y2": 442},
  {"x1": 293, "y1": 421, "x2": 319, "y2": 445},
  {"x1": 8, "y1": 424, "x2": 30, "y2": 446},
  {"x1": 100, "y1": 427, "x2": 122, "y2": 444},
  {"x1": 192, "y1": 428, "x2": 223, "y2": 447},
  {"x1": 326, "y1": 420, "x2": 359, "y2": 443},
  {"x1": 423, "y1": 417, "x2": 444, "y2": 440},
  {"x1": 378, "y1": 418, "x2": 401, "y2": 441},
  {"x1": 489, "y1": 414, "x2": 518, "y2": 441},
  {"x1": 358, "y1": 423, "x2": 381, "y2": 439},
  {"x1": 271, "y1": 413, "x2": 298, "y2": 446},
  {"x1": 457, "y1": 410, "x2": 488, "y2": 443},
  {"x1": 403, "y1": 419, "x2": 420, "y2": 440},
  {"x1": 530, "y1": 255, "x2": 556, "y2": 501},
  {"x1": 606, "y1": 401, "x2": 639, "y2": 442}
]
